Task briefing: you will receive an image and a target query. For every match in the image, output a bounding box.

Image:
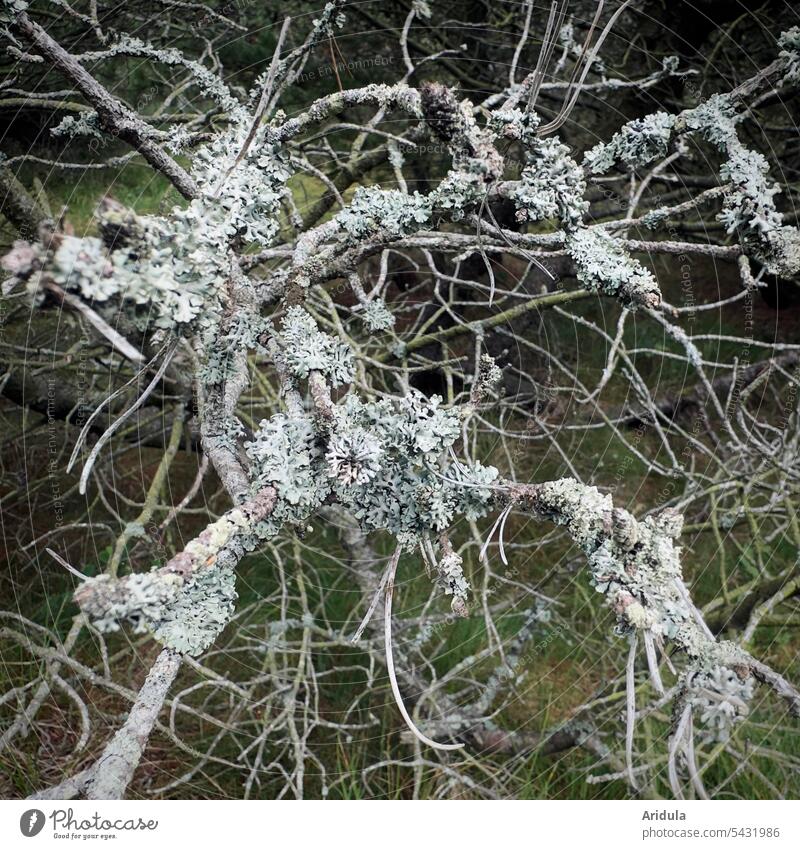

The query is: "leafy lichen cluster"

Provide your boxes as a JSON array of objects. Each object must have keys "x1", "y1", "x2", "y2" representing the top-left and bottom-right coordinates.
[
  {"x1": 566, "y1": 228, "x2": 661, "y2": 309},
  {"x1": 0, "y1": 0, "x2": 27, "y2": 23},
  {"x1": 45, "y1": 213, "x2": 221, "y2": 330},
  {"x1": 524, "y1": 479, "x2": 697, "y2": 644},
  {"x1": 75, "y1": 503, "x2": 260, "y2": 655},
  {"x1": 189, "y1": 118, "x2": 291, "y2": 249},
  {"x1": 577, "y1": 30, "x2": 800, "y2": 280},
  {"x1": 336, "y1": 161, "x2": 492, "y2": 241},
  {"x1": 75, "y1": 551, "x2": 237, "y2": 657},
  {"x1": 493, "y1": 107, "x2": 661, "y2": 310},
  {"x1": 17, "y1": 103, "x2": 292, "y2": 338},
  {"x1": 517, "y1": 479, "x2": 756, "y2": 723},
  {"x1": 693, "y1": 95, "x2": 800, "y2": 277},
  {"x1": 436, "y1": 548, "x2": 470, "y2": 617},
  {"x1": 689, "y1": 664, "x2": 755, "y2": 743},
  {"x1": 338, "y1": 186, "x2": 432, "y2": 240},
  {"x1": 778, "y1": 26, "x2": 800, "y2": 85},
  {"x1": 50, "y1": 111, "x2": 105, "y2": 141},
  {"x1": 244, "y1": 411, "x2": 326, "y2": 539},
  {"x1": 584, "y1": 112, "x2": 676, "y2": 175},
  {"x1": 359, "y1": 298, "x2": 396, "y2": 331},
  {"x1": 718, "y1": 145, "x2": 783, "y2": 236},
  {"x1": 513, "y1": 136, "x2": 589, "y2": 227},
  {"x1": 152, "y1": 565, "x2": 237, "y2": 655},
  {"x1": 275, "y1": 306, "x2": 355, "y2": 386},
  {"x1": 326, "y1": 392, "x2": 497, "y2": 546},
  {"x1": 242, "y1": 311, "x2": 498, "y2": 548},
  {"x1": 246, "y1": 388, "x2": 497, "y2": 548}
]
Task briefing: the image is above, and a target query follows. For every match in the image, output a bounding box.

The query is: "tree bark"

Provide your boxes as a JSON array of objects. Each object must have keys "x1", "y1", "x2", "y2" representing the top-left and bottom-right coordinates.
[{"x1": 13, "y1": 12, "x2": 197, "y2": 200}]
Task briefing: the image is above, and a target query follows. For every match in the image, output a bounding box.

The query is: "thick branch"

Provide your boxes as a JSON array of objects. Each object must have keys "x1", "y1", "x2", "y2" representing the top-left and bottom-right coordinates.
[
  {"x1": 0, "y1": 162, "x2": 49, "y2": 238},
  {"x1": 30, "y1": 649, "x2": 181, "y2": 800},
  {"x1": 12, "y1": 13, "x2": 197, "y2": 200},
  {"x1": 503, "y1": 479, "x2": 800, "y2": 718}
]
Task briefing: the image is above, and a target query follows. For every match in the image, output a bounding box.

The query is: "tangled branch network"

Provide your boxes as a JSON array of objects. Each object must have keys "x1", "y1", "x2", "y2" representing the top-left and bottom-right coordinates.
[{"x1": 2, "y1": 0, "x2": 800, "y2": 800}]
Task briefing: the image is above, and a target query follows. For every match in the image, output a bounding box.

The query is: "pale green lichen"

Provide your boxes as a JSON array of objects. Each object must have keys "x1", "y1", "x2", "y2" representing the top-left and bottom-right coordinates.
[
  {"x1": 245, "y1": 411, "x2": 329, "y2": 538},
  {"x1": 84, "y1": 565, "x2": 238, "y2": 657},
  {"x1": 277, "y1": 306, "x2": 355, "y2": 386},
  {"x1": 436, "y1": 549, "x2": 470, "y2": 616},
  {"x1": 718, "y1": 145, "x2": 783, "y2": 236},
  {"x1": 523, "y1": 479, "x2": 758, "y2": 730},
  {"x1": 566, "y1": 227, "x2": 661, "y2": 309},
  {"x1": 152, "y1": 565, "x2": 237, "y2": 655},
  {"x1": 689, "y1": 664, "x2": 755, "y2": 743},
  {"x1": 578, "y1": 67, "x2": 800, "y2": 279},
  {"x1": 0, "y1": 0, "x2": 27, "y2": 23},
  {"x1": 514, "y1": 137, "x2": 588, "y2": 227},
  {"x1": 246, "y1": 310, "x2": 498, "y2": 550},
  {"x1": 680, "y1": 89, "x2": 799, "y2": 277},
  {"x1": 683, "y1": 93, "x2": 741, "y2": 147},
  {"x1": 778, "y1": 27, "x2": 800, "y2": 86},
  {"x1": 246, "y1": 388, "x2": 497, "y2": 548},
  {"x1": 338, "y1": 186, "x2": 432, "y2": 239},
  {"x1": 359, "y1": 298, "x2": 396, "y2": 331},
  {"x1": 22, "y1": 105, "x2": 291, "y2": 338},
  {"x1": 584, "y1": 112, "x2": 676, "y2": 174},
  {"x1": 489, "y1": 108, "x2": 540, "y2": 149},
  {"x1": 491, "y1": 108, "x2": 662, "y2": 308},
  {"x1": 50, "y1": 111, "x2": 104, "y2": 141},
  {"x1": 524, "y1": 480, "x2": 692, "y2": 640},
  {"x1": 76, "y1": 505, "x2": 252, "y2": 655}
]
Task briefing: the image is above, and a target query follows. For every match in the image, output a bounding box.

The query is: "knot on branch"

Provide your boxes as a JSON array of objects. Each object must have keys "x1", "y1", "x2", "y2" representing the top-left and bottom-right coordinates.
[
  {"x1": 420, "y1": 81, "x2": 470, "y2": 149},
  {"x1": 420, "y1": 81, "x2": 502, "y2": 179}
]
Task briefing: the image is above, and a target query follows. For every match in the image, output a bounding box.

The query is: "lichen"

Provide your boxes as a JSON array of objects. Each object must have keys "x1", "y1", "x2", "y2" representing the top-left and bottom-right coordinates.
[
  {"x1": 326, "y1": 427, "x2": 382, "y2": 485},
  {"x1": 0, "y1": 0, "x2": 27, "y2": 22},
  {"x1": 471, "y1": 353, "x2": 503, "y2": 405},
  {"x1": 578, "y1": 68, "x2": 800, "y2": 279},
  {"x1": 522, "y1": 481, "x2": 694, "y2": 641},
  {"x1": 360, "y1": 298, "x2": 396, "y2": 332},
  {"x1": 245, "y1": 411, "x2": 329, "y2": 540},
  {"x1": 338, "y1": 186, "x2": 432, "y2": 240},
  {"x1": 152, "y1": 565, "x2": 238, "y2": 655},
  {"x1": 73, "y1": 500, "x2": 271, "y2": 655},
  {"x1": 276, "y1": 306, "x2": 355, "y2": 386},
  {"x1": 584, "y1": 112, "x2": 676, "y2": 174},
  {"x1": 17, "y1": 104, "x2": 292, "y2": 339},
  {"x1": 514, "y1": 137, "x2": 588, "y2": 227},
  {"x1": 326, "y1": 392, "x2": 496, "y2": 545},
  {"x1": 778, "y1": 27, "x2": 800, "y2": 86},
  {"x1": 566, "y1": 227, "x2": 661, "y2": 309},
  {"x1": 689, "y1": 665, "x2": 754, "y2": 743},
  {"x1": 683, "y1": 93, "x2": 742, "y2": 148},
  {"x1": 489, "y1": 108, "x2": 540, "y2": 149},
  {"x1": 436, "y1": 549, "x2": 470, "y2": 616},
  {"x1": 680, "y1": 90, "x2": 799, "y2": 276},
  {"x1": 245, "y1": 370, "x2": 498, "y2": 549},
  {"x1": 719, "y1": 145, "x2": 783, "y2": 236},
  {"x1": 50, "y1": 111, "x2": 104, "y2": 141}
]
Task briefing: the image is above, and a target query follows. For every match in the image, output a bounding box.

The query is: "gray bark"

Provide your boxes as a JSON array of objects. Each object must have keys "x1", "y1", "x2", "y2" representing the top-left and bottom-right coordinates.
[{"x1": 13, "y1": 12, "x2": 198, "y2": 200}]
